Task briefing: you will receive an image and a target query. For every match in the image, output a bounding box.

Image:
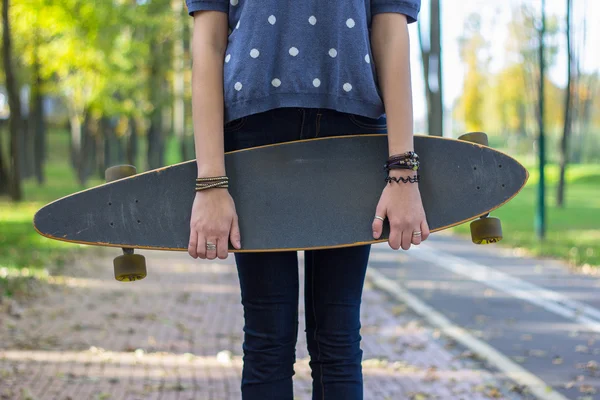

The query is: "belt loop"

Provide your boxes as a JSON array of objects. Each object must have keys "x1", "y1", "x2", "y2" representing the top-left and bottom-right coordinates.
[
  {"x1": 315, "y1": 111, "x2": 322, "y2": 138},
  {"x1": 299, "y1": 108, "x2": 306, "y2": 139}
]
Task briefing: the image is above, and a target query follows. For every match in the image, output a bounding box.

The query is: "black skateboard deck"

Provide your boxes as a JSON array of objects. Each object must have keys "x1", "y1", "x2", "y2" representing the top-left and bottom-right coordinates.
[{"x1": 34, "y1": 134, "x2": 528, "y2": 252}]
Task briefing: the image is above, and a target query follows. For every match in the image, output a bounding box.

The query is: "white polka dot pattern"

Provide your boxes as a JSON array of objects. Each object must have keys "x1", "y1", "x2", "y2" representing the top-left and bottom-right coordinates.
[{"x1": 214, "y1": 2, "x2": 393, "y2": 119}]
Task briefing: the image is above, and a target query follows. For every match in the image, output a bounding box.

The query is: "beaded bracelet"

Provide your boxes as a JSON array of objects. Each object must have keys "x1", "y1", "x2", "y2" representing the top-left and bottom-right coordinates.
[
  {"x1": 195, "y1": 176, "x2": 229, "y2": 192},
  {"x1": 384, "y1": 151, "x2": 420, "y2": 172}
]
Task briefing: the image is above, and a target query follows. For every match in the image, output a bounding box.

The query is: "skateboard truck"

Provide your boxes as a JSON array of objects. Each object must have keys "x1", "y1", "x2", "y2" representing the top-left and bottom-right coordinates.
[
  {"x1": 457, "y1": 132, "x2": 503, "y2": 245},
  {"x1": 106, "y1": 165, "x2": 148, "y2": 282}
]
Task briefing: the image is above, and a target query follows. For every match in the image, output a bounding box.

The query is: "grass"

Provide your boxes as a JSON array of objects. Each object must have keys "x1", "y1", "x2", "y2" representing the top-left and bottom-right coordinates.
[
  {"x1": 0, "y1": 129, "x2": 183, "y2": 297},
  {"x1": 450, "y1": 162, "x2": 600, "y2": 268}
]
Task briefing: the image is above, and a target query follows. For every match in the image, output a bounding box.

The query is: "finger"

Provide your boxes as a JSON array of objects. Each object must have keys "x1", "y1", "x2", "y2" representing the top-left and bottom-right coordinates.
[
  {"x1": 411, "y1": 227, "x2": 422, "y2": 246},
  {"x1": 188, "y1": 229, "x2": 198, "y2": 258},
  {"x1": 197, "y1": 234, "x2": 207, "y2": 259},
  {"x1": 421, "y1": 219, "x2": 431, "y2": 241},
  {"x1": 388, "y1": 222, "x2": 401, "y2": 250},
  {"x1": 372, "y1": 205, "x2": 386, "y2": 239},
  {"x1": 206, "y1": 237, "x2": 218, "y2": 260},
  {"x1": 217, "y1": 236, "x2": 228, "y2": 260},
  {"x1": 401, "y1": 229, "x2": 412, "y2": 251},
  {"x1": 230, "y1": 214, "x2": 242, "y2": 249}
]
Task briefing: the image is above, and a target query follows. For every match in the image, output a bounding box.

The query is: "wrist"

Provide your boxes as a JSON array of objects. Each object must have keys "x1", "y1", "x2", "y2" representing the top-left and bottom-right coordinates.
[
  {"x1": 387, "y1": 139, "x2": 414, "y2": 157},
  {"x1": 196, "y1": 164, "x2": 226, "y2": 178},
  {"x1": 388, "y1": 169, "x2": 417, "y2": 177}
]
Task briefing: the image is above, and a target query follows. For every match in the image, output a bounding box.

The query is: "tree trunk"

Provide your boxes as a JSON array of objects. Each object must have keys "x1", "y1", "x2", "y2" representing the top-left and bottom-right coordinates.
[
  {"x1": 127, "y1": 116, "x2": 139, "y2": 167},
  {"x1": 535, "y1": 0, "x2": 547, "y2": 240},
  {"x1": 2, "y1": 0, "x2": 23, "y2": 201},
  {"x1": 0, "y1": 121, "x2": 9, "y2": 193},
  {"x1": 429, "y1": 0, "x2": 443, "y2": 137},
  {"x1": 418, "y1": 0, "x2": 443, "y2": 137},
  {"x1": 69, "y1": 111, "x2": 91, "y2": 186},
  {"x1": 172, "y1": 0, "x2": 186, "y2": 161},
  {"x1": 103, "y1": 117, "x2": 114, "y2": 171},
  {"x1": 21, "y1": 116, "x2": 34, "y2": 180},
  {"x1": 31, "y1": 33, "x2": 46, "y2": 185},
  {"x1": 557, "y1": 0, "x2": 572, "y2": 207},
  {"x1": 147, "y1": 41, "x2": 165, "y2": 170}
]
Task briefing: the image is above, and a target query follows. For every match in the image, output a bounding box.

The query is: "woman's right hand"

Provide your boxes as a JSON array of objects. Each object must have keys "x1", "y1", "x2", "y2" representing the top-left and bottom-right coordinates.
[{"x1": 188, "y1": 189, "x2": 241, "y2": 260}]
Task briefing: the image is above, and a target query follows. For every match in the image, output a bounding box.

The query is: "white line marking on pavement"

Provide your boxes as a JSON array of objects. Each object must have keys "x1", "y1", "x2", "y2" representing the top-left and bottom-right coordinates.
[
  {"x1": 367, "y1": 268, "x2": 569, "y2": 400},
  {"x1": 408, "y1": 245, "x2": 600, "y2": 333}
]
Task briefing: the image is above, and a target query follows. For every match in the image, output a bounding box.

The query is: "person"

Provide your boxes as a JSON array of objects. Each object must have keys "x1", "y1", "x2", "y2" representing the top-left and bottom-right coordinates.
[{"x1": 184, "y1": 1, "x2": 428, "y2": 398}]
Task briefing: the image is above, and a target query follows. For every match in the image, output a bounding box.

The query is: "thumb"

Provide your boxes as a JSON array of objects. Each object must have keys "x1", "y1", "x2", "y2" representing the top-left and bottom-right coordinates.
[
  {"x1": 230, "y1": 214, "x2": 242, "y2": 249},
  {"x1": 372, "y1": 203, "x2": 387, "y2": 239}
]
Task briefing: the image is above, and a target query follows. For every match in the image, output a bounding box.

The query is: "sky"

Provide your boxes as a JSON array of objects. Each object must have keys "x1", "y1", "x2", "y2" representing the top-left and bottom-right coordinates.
[{"x1": 408, "y1": 0, "x2": 600, "y2": 121}]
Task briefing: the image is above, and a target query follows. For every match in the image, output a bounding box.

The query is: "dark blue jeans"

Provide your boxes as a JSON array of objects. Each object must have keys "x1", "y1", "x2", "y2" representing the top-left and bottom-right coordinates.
[{"x1": 224, "y1": 108, "x2": 387, "y2": 400}]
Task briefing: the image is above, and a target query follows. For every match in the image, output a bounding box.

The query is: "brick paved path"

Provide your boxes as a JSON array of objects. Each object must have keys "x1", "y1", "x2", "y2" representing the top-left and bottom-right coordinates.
[{"x1": 0, "y1": 249, "x2": 519, "y2": 399}]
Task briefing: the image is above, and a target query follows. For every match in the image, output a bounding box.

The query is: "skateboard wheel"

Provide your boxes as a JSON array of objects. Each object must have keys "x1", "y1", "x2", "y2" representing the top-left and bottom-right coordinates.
[
  {"x1": 114, "y1": 254, "x2": 147, "y2": 282},
  {"x1": 458, "y1": 132, "x2": 489, "y2": 147},
  {"x1": 105, "y1": 165, "x2": 137, "y2": 182},
  {"x1": 470, "y1": 217, "x2": 502, "y2": 244}
]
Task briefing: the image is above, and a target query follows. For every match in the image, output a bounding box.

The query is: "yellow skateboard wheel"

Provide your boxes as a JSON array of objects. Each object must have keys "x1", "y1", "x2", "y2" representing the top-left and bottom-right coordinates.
[
  {"x1": 105, "y1": 165, "x2": 137, "y2": 182},
  {"x1": 114, "y1": 254, "x2": 147, "y2": 282},
  {"x1": 458, "y1": 132, "x2": 489, "y2": 147},
  {"x1": 470, "y1": 217, "x2": 502, "y2": 244}
]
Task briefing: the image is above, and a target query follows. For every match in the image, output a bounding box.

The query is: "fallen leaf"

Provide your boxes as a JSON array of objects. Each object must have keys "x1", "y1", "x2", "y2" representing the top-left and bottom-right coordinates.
[
  {"x1": 580, "y1": 385, "x2": 597, "y2": 394},
  {"x1": 391, "y1": 305, "x2": 407, "y2": 316},
  {"x1": 553, "y1": 356, "x2": 564, "y2": 365},
  {"x1": 423, "y1": 366, "x2": 439, "y2": 382},
  {"x1": 527, "y1": 349, "x2": 547, "y2": 357},
  {"x1": 487, "y1": 387, "x2": 503, "y2": 398},
  {"x1": 575, "y1": 345, "x2": 589, "y2": 353},
  {"x1": 587, "y1": 361, "x2": 598, "y2": 371},
  {"x1": 408, "y1": 392, "x2": 430, "y2": 400},
  {"x1": 565, "y1": 381, "x2": 575, "y2": 389}
]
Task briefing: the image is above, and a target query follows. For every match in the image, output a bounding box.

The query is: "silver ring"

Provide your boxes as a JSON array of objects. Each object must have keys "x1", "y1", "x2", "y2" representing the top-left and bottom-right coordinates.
[
  {"x1": 412, "y1": 231, "x2": 422, "y2": 237},
  {"x1": 206, "y1": 242, "x2": 217, "y2": 251},
  {"x1": 374, "y1": 215, "x2": 385, "y2": 222}
]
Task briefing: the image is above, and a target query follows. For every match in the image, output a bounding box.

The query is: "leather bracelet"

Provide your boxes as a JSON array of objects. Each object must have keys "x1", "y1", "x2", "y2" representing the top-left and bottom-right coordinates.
[
  {"x1": 195, "y1": 176, "x2": 229, "y2": 192},
  {"x1": 384, "y1": 151, "x2": 420, "y2": 172}
]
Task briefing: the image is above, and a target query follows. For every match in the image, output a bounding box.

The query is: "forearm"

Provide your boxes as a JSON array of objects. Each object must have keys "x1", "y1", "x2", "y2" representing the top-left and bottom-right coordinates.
[
  {"x1": 191, "y1": 11, "x2": 229, "y2": 177},
  {"x1": 371, "y1": 13, "x2": 414, "y2": 156}
]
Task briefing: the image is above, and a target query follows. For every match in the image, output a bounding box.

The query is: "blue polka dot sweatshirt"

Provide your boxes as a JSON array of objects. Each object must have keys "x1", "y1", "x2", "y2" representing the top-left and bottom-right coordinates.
[{"x1": 185, "y1": 0, "x2": 420, "y2": 123}]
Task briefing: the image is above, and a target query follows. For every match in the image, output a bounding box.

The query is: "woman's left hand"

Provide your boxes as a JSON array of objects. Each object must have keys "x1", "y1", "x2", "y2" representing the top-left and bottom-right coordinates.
[{"x1": 372, "y1": 171, "x2": 430, "y2": 250}]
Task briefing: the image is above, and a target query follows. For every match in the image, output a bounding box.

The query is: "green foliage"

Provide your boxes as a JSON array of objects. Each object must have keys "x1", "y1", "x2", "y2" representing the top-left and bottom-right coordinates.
[
  {"x1": 10, "y1": 0, "x2": 178, "y2": 120},
  {"x1": 456, "y1": 13, "x2": 489, "y2": 132}
]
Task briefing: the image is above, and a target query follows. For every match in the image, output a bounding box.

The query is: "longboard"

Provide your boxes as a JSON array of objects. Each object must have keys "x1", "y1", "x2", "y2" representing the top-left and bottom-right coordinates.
[{"x1": 34, "y1": 134, "x2": 528, "y2": 253}]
